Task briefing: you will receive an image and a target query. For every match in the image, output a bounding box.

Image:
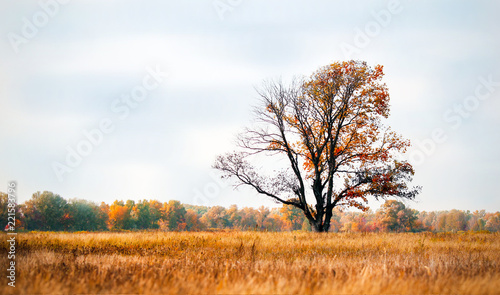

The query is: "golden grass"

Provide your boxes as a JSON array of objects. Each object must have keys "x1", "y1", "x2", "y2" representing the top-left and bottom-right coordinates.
[{"x1": 1, "y1": 231, "x2": 499, "y2": 294}]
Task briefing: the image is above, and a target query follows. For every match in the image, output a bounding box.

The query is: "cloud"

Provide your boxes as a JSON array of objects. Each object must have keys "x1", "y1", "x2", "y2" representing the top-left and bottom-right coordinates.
[{"x1": 0, "y1": 0, "x2": 499, "y2": 212}]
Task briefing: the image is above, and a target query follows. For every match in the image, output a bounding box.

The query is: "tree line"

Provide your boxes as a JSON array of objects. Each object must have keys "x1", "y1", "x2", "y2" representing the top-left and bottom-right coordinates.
[{"x1": 1, "y1": 191, "x2": 499, "y2": 233}]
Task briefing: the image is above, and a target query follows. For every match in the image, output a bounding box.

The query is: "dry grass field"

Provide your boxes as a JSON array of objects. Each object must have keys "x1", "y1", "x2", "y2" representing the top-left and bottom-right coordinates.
[{"x1": 1, "y1": 231, "x2": 499, "y2": 294}]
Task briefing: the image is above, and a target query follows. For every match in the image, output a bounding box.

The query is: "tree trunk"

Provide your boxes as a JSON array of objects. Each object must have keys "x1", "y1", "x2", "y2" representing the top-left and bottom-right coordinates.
[{"x1": 308, "y1": 216, "x2": 331, "y2": 232}]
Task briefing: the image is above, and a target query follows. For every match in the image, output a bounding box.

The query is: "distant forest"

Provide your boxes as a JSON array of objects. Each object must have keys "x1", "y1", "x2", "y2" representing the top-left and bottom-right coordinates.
[{"x1": 2, "y1": 191, "x2": 499, "y2": 233}]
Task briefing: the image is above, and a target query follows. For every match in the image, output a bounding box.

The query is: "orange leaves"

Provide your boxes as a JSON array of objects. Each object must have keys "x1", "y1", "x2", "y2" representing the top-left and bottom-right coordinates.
[
  {"x1": 108, "y1": 203, "x2": 130, "y2": 230},
  {"x1": 266, "y1": 103, "x2": 274, "y2": 113},
  {"x1": 268, "y1": 140, "x2": 282, "y2": 151},
  {"x1": 373, "y1": 64, "x2": 385, "y2": 80},
  {"x1": 302, "y1": 157, "x2": 314, "y2": 172}
]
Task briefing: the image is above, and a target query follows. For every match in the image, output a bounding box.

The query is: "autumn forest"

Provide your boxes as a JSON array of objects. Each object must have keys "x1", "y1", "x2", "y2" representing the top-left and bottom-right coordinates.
[{"x1": 3, "y1": 191, "x2": 499, "y2": 233}]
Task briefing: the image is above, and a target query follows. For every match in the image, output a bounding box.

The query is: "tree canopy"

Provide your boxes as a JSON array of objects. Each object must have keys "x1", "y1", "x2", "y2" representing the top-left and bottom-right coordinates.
[{"x1": 214, "y1": 60, "x2": 421, "y2": 232}]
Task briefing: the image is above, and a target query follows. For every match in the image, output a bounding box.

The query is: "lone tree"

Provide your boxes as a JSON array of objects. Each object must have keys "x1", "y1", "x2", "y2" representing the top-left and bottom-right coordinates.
[{"x1": 214, "y1": 60, "x2": 420, "y2": 232}]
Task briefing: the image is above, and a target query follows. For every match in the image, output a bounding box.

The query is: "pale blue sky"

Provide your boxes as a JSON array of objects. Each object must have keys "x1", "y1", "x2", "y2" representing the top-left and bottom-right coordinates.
[{"x1": 1, "y1": 0, "x2": 499, "y2": 212}]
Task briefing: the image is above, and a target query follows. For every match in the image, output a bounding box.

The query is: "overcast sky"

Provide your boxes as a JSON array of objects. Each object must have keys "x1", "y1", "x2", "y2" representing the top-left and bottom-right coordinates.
[{"x1": 1, "y1": 0, "x2": 499, "y2": 212}]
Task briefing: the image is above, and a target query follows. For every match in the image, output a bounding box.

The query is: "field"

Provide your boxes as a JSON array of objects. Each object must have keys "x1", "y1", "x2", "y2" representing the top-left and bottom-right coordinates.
[{"x1": 2, "y1": 231, "x2": 500, "y2": 294}]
